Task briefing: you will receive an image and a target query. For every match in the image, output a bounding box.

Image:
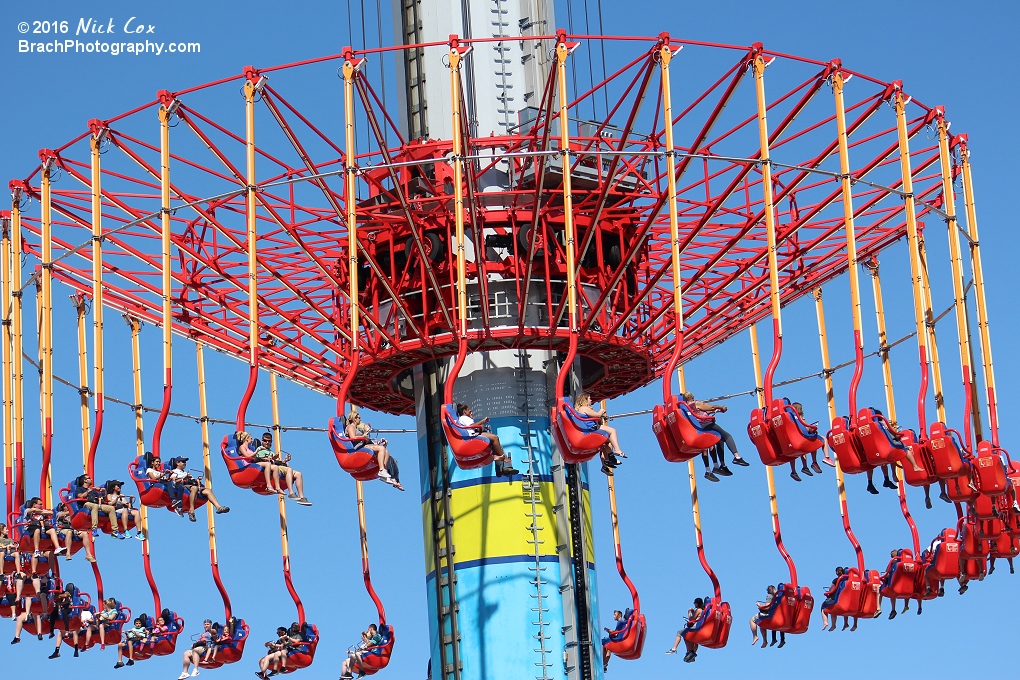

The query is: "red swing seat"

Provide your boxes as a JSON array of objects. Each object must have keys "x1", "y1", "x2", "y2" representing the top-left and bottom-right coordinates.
[
  {"x1": 959, "y1": 518, "x2": 989, "y2": 560},
  {"x1": 554, "y1": 397, "x2": 611, "y2": 464},
  {"x1": 128, "y1": 455, "x2": 207, "y2": 512},
  {"x1": 897, "y1": 430, "x2": 938, "y2": 487},
  {"x1": 855, "y1": 408, "x2": 907, "y2": 466},
  {"x1": 926, "y1": 529, "x2": 963, "y2": 581},
  {"x1": 58, "y1": 485, "x2": 126, "y2": 535},
  {"x1": 822, "y1": 568, "x2": 881, "y2": 618},
  {"x1": 748, "y1": 408, "x2": 783, "y2": 466},
  {"x1": 653, "y1": 397, "x2": 720, "y2": 463},
  {"x1": 328, "y1": 417, "x2": 379, "y2": 481},
  {"x1": 681, "y1": 598, "x2": 732, "y2": 649},
  {"x1": 199, "y1": 618, "x2": 249, "y2": 668},
  {"x1": 973, "y1": 493, "x2": 998, "y2": 520},
  {"x1": 11, "y1": 504, "x2": 56, "y2": 553},
  {"x1": 945, "y1": 465, "x2": 979, "y2": 503},
  {"x1": 927, "y1": 422, "x2": 967, "y2": 480},
  {"x1": 353, "y1": 623, "x2": 396, "y2": 675},
  {"x1": 441, "y1": 404, "x2": 494, "y2": 470},
  {"x1": 757, "y1": 583, "x2": 813, "y2": 634},
  {"x1": 827, "y1": 416, "x2": 870, "y2": 474},
  {"x1": 881, "y1": 550, "x2": 921, "y2": 599},
  {"x1": 963, "y1": 556, "x2": 987, "y2": 581},
  {"x1": 973, "y1": 441, "x2": 1009, "y2": 497},
  {"x1": 769, "y1": 398, "x2": 824, "y2": 459},
  {"x1": 269, "y1": 623, "x2": 319, "y2": 672},
  {"x1": 603, "y1": 608, "x2": 646, "y2": 660},
  {"x1": 977, "y1": 518, "x2": 1005, "y2": 541},
  {"x1": 991, "y1": 530, "x2": 1020, "y2": 559},
  {"x1": 220, "y1": 434, "x2": 291, "y2": 496}
]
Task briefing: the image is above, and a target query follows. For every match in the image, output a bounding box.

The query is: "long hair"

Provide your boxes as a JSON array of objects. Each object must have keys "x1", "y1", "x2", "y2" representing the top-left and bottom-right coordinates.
[{"x1": 576, "y1": 392, "x2": 593, "y2": 409}]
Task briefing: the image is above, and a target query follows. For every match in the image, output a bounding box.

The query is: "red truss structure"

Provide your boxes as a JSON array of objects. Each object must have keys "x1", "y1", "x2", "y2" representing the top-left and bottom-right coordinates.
[{"x1": 9, "y1": 36, "x2": 955, "y2": 415}]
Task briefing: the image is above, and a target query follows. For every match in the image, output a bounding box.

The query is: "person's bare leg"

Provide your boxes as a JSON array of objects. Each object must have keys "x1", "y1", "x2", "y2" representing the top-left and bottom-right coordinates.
[
  {"x1": 202, "y1": 486, "x2": 224, "y2": 510},
  {"x1": 292, "y1": 470, "x2": 306, "y2": 497},
  {"x1": 667, "y1": 632, "x2": 683, "y2": 653},
  {"x1": 602, "y1": 424, "x2": 623, "y2": 455},
  {"x1": 377, "y1": 447, "x2": 390, "y2": 470},
  {"x1": 749, "y1": 618, "x2": 759, "y2": 645}
]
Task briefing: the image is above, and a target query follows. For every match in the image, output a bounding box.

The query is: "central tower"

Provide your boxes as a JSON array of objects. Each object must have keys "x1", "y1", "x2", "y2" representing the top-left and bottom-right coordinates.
[{"x1": 393, "y1": 2, "x2": 602, "y2": 679}]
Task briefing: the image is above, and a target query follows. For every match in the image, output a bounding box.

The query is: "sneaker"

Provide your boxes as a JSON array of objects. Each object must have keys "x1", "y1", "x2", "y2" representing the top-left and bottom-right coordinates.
[
  {"x1": 216, "y1": 506, "x2": 230, "y2": 514},
  {"x1": 683, "y1": 651, "x2": 696, "y2": 662},
  {"x1": 732, "y1": 457, "x2": 750, "y2": 467},
  {"x1": 295, "y1": 498, "x2": 312, "y2": 506},
  {"x1": 378, "y1": 470, "x2": 392, "y2": 481},
  {"x1": 502, "y1": 467, "x2": 520, "y2": 476},
  {"x1": 178, "y1": 673, "x2": 191, "y2": 680},
  {"x1": 811, "y1": 462, "x2": 823, "y2": 474},
  {"x1": 74, "y1": 648, "x2": 79, "y2": 658},
  {"x1": 134, "y1": 531, "x2": 145, "y2": 541},
  {"x1": 711, "y1": 465, "x2": 721, "y2": 474},
  {"x1": 889, "y1": 609, "x2": 896, "y2": 619},
  {"x1": 126, "y1": 659, "x2": 134, "y2": 666},
  {"x1": 665, "y1": 649, "x2": 676, "y2": 654},
  {"x1": 114, "y1": 662, "x2": 124, "y2": 669},
  {"x1": 883, "y1": 479, "x2": 897, "y2": 489},
  {"x1": 938, "y1": 586, "x2": 945, "y2": 597},
  {"x1": 188, "y1": 512, "x2": 197, "y2": 522},
  {"x1": 10, "y1": 637, "x2": 19, "y2": 644},
  {"x1": 112, "y1": 532, "x2": 125, "y2": 540},
  {"x1": 704, "y1": 471, "x2": 719, "y2": 482},
  {"x1": 939, "y1": 491, "x2": 951, "y2": 503},
  {"x1": 190, "y1": 669, "x2": 200, "y2": 677},
  {"x1": 717, "y1": 465, "x2": 733, "y2": 477},
  {"x1": 822, "y1": 456, "x2": 837, "y2": 467},
  {"x1": 925, "y1": 497, "x2": 933, "y2": 509},
  {"x1": 601, "y1": 464, "x2": 614, "y2": 477},
  {"x1": 790, "y1": 471, "x2": 802, "y2": 482},
  {"x1": 54, "y1": 546, "x2": 67, "y2": 556},
  {"x1": 288, "y1": 492, "x2": 299, "y2": 500},
  {"x1": 801, "y1": 466, "x2": 812, "y2": 477},
  {"x1": 867, "y1": 483, "x2": 879, "y2": 495},
  {"x1": 91, "y1": 528, "x2": 99, "y2": 537},
  {"x1": 48, "y1": 650, "x2": 59, "y2": 659}
]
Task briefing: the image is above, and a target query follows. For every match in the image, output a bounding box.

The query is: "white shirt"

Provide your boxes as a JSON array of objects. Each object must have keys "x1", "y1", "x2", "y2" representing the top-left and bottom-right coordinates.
[
  {"x1": 167, "y1": 469, "x2": 188, "y2": 481},
  {"x1": 458, "y1": 415, "x2": 474, "y2": 427}
]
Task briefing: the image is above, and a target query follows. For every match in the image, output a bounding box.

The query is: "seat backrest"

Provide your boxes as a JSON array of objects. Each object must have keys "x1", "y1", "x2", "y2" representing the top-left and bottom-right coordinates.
[
  {"x1": 560, "y1": 397, "x2": 601, "y2": 432},
  {"x1": 443, "y1": 404, "x2": 478, "y2": 439}
]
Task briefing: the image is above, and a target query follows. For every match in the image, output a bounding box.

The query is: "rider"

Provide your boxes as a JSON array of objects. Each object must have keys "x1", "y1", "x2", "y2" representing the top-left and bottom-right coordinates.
[
  {"x1": 165, "y1": 457, "x2": 230, "y2": 521},
  {"x1": 601, "y1": 609, "x2": 628, "y2": 673},
  {"x1": 456, "y1": 403, "x2": 519, "y2": 477},
  {"x1": 258, "y1": 432, "x2": 312, "y2": 505},
  {"x1": 338, "y1": 622, "x2": 384, "y2": 679},
  {"x1": 179, "y1": 618, "x2": 214, "y2": 680},
  {"x1": 347, "y1": 413, "x2": 404, "y2": 491},
  {"x1": 574, "y1": 393, "x2": 625, "y2": 476}
]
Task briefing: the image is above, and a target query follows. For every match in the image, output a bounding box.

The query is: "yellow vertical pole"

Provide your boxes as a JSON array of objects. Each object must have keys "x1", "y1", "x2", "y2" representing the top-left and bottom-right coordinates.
[
  {"x1": 918, "y1": 237, "x2": 946, "y2": 424},
  {"x1": 1, "y1": 212, "x2": 11, "y2": 512},
  {"x1": 127, "y1": 316, "x2": 148, "y2": 546},
  {"x1": 73, "y1": 295, "x2": 91, "y2": 471},
  {"x1": 198, "y1": 343, "x2": 216, "y2": 558},
  {"x1": 936, "y1": 115, "x2": 975, "y2": 445},
  {"x1": 893, "y1": 90, "x2": 932, "y2": 435},
  {"x1": 750, "y1": 324, "x2": 782, "y2": 565},
  {"x1": 154, "y1": 102, "x2": 174, "y2": 459},
  {"x1": 40, "y1": 158, "x2": 54, "y2": 508},
  {"x1": 10, "y1": 189, "x2": 25, "y2": 507},
  {"x1": 866, "y1": 261, "x2": 898, "y2": 425},
  {"x1": 89, "y1": 130, "x2": 105, "y2": 480},
  {"x1": 343, "y1": 54, "x2": 360, "y2": 363},
  {"x1": 243, "y1": 77, "x2": 259, "y2": 408},
  {"x1": 556, "y1": 40, "x2": 579, "y2": 331},
  {"x1": 449, "y1": 43, "x2": 469, "y2": 335},
  {"x1": 752, "y1": 55, "x2": 782, "y2": 382},
  {"x1": 833, "y1": 69, "x2": 865, "y2": 414},
  {"x1": 270, "y1": 370, "x2": 304, "y2": 621},
  {"x1": 958, "y1": 139, "x2": 999, "y2": 445},
  {"x1": 812, "y1": 289, "x2": 843, "y2": 476}
]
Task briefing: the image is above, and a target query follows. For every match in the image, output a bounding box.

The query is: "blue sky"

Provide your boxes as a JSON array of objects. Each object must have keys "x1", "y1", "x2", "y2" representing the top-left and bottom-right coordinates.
[{"x1": 2, "y1": 1, "x2": 1018, "y2": 678}]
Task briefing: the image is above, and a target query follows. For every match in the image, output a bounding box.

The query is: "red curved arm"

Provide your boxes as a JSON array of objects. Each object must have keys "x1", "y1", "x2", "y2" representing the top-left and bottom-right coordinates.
[
  {"x1": 282, "y1": 555, "x2": 305, "y2": 625},
  {"x1": 235, "y1": 365, "x2": 258, "y2": 432},
  {"x1": 152, "y1": 371, "x2": 172, "y2": 461},
  {"x1": 763, "y1": 319, "x2": 781, "y2": 406},
  {"x1": 211, "y1": 560, "x2": 232, "y2": 621},
  {"x1": 445, "y1": 336, "x2": 468, "y2": 405},
  {"x1": 86, "y1": 394, "x2": 104, "y2": 481},
  {"x1": 142, "y1": 550, "x2": 161, "y2": 616},
  {"x1": 848, "y1": 329, "x2": 863, "y2": 416}
]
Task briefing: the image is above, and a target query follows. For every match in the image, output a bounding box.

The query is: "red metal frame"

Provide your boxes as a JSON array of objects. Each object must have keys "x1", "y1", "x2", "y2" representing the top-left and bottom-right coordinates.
[{"x1": 9, "y1": 35, "x2": 951, "y2": 416}]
